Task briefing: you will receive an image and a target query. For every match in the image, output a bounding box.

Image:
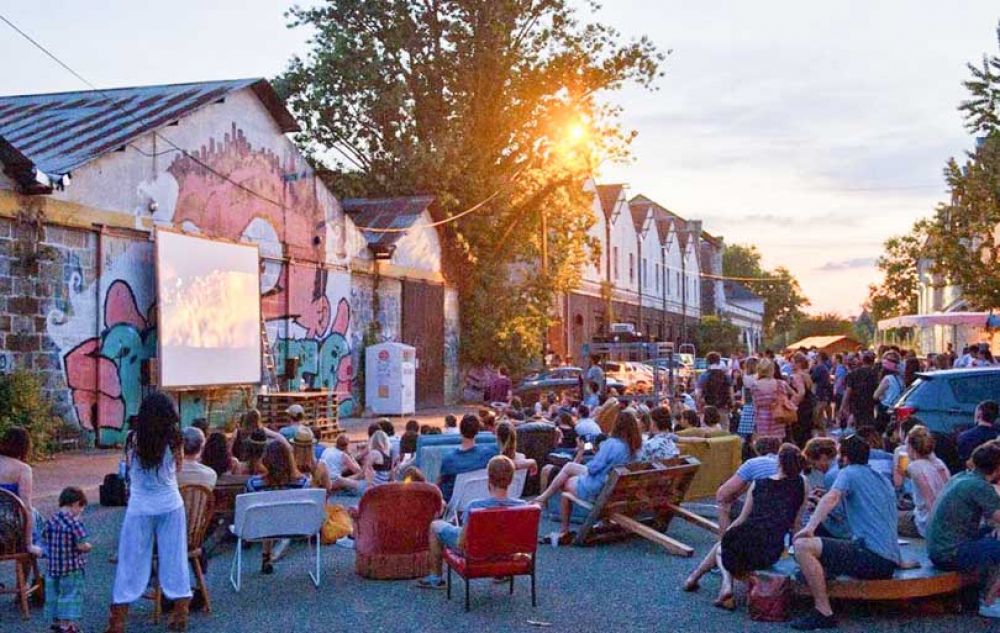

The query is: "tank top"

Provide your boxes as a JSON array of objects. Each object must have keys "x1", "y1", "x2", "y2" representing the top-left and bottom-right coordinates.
[
  {"x1": 371, "y1": 450, "x2": 392, "y2": 485},
  {"x1": 127, "y1": 447, "x2": 183, "y2": 516},
  {"x1": 880, "y1": 375, "x2": 904, "y2": 407}
]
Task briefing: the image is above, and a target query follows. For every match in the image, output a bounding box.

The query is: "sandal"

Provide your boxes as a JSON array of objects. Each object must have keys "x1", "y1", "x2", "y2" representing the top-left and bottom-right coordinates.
[
  {"x1": 713, "y1": 594, "x2": 736, "y2": 611},
  {"x1": 682, "y1": 579, "x2": 699, "y2": 593}
]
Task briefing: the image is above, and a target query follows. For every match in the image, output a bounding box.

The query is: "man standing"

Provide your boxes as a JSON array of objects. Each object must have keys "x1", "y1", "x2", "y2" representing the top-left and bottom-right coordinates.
[
  {"x1": 791, "y1": 434, "x2": 901, "y2": 630},
  {"x1": 811, "y1": 352, "x2": 833, "y2": 429},
  {"x1": 958, "y1": 400, "x2": 1000, "y2": 465},
  {"x1": 840, "y1": 351, "x2": 878, "y2": 429},
  {"x1": 585, "y1": 355, "x2": 605, "y2": 401},
  {"x1": 486, "y1": 366, "x2": 512, "y2": 404},
  {"x1": 697, "y1": 351, "x2": 733, "y2": 418},
  {"x1": 437, "y1": 415, "x2": 498, "y2": 501}
]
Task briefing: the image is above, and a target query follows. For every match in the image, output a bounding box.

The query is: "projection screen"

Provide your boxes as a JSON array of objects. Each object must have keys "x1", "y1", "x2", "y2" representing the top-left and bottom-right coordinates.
[{"x1": 155, "y1": 229, "x2": 262, "y2": 388}]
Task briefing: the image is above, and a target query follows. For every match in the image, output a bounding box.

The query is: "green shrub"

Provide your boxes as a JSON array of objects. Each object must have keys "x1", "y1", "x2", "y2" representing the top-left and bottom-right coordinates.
[{"x1": 0, "y1": 370, "x2": 59, "y2": 460}]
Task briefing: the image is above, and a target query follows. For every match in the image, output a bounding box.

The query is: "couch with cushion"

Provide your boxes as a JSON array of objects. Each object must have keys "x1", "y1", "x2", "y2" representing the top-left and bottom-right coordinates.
[{"x1": 414, "y1": 432, "x2": 498, "y2": 483}]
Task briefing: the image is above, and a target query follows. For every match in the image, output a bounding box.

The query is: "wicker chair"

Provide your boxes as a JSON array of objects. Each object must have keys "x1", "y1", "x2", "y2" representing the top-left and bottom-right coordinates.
[
  {"x1": 0, "y1": 489, "x2": 42, "y2": 618},
  {"x1": 151, "y1": 485, "x2": 215, "y2": 621},
  {"x1": 354, "y1": 482, "x2": 442, "y2": 579}
]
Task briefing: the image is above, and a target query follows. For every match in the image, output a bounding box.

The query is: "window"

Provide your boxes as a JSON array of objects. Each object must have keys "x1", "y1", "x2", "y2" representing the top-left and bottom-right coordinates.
[
  {"x1": 613, "y1": 247, "x2": 619, "y2": 280},
  {"x1": 629, "y1": 253, "x2": 635, "y2": 284},
  {"x1": 676, "y1": 272, "x2": 681, "y2": 293},
  {"x1": 666, "y1": 269, "x2": 670, "y2": 295},
  {"x1": 655, "y1": 264, "x2": 660, "y2": 293},
  {"x1": 642, "y1": 258, "x2": 648, "y2": 288},
  {"x1": 949, "y1": 375, "x2": 1000, "y2": 404}
]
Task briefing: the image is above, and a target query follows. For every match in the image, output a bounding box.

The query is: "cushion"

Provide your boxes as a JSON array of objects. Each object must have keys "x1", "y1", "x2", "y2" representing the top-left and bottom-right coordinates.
[{"x1": 443, "y1": 548, "x2": 534, "y2": 578}]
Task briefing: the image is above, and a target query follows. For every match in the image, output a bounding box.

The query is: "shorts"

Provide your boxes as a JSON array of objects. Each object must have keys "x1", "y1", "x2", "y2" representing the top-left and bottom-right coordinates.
[
  {"x1": 819, "y1": 538, "x2": 897, "y2": 580},
  {"x1": 44, "y1": 570, "x2": 85, "y2": 623},
  {"x1": 433, "y1": 522, "x2": 462, "y2": 552}
]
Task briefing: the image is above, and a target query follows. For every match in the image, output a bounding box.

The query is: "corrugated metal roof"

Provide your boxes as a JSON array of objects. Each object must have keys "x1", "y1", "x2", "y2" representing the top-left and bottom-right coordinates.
[
  {"x1": 342, "y1": 196, "x2": 435, "y2": 249},
  {"x1": 0, "y1": 78, "x2": 298, "y2": 188}
]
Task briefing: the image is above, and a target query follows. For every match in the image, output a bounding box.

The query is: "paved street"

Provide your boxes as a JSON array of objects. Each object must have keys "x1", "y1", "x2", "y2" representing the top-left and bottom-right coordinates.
[{"x1": 0, "y1": 494, "x2": 989, "y2": 632}]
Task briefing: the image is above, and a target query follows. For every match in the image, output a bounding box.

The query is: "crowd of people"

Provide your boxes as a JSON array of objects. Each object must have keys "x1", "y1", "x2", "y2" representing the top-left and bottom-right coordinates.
[{"x1": 2, "y1": 340, "x2": 998, "y2": 631}]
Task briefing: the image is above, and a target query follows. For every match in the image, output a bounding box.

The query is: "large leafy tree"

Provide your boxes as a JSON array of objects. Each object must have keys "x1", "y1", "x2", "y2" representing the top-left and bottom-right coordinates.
[
  {"x1": 276, "y1": 1, "x2": 663, "y2": 370},
  {"x1": 866, "y1": 221, "x2": 925, "y2": 322},
  {"x1": 722, "y1": 244, "x2": 809, "y2": 339},
  {"x1": 921, "y1": 22, "x2": 1000, "y2": 309}
]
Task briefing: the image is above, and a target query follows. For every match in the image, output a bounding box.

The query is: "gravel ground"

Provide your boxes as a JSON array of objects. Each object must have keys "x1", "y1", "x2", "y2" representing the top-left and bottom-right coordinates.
[{"x1": 0, "y1": 497, "x2": 991, "y2": 633}]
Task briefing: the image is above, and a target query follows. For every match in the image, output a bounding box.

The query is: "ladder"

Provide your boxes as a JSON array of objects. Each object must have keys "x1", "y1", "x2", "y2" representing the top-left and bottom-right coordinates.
[{"x1": 260, "y1": 322, "x2": 278, "y2": 390}]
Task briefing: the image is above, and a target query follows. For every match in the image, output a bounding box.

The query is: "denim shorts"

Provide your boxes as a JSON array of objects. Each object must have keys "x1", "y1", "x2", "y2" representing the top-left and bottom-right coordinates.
[{"x1": 434, "y1": 523, "x2": 462, "y2": 552}]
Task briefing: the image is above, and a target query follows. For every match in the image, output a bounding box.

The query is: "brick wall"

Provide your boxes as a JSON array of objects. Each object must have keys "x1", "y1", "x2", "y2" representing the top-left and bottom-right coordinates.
[{"x1": 0, "y1": 216, "x2": 99, "y2": 425}]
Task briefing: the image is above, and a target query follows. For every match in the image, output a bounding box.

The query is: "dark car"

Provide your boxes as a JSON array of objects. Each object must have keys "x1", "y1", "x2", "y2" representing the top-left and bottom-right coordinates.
[
  {"x1": 892, "y1": 367, "x2": 1000, "y2": 436},
  {"x1": 514, "y1": 366, "x2": 625, "y2": 404}
]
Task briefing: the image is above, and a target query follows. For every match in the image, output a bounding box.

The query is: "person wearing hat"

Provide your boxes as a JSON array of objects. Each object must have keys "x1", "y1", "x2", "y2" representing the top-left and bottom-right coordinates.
[
  {"x1": 290, "y1": 426, "x2": 331, "y2": 492},
  {"x1": 279, "y1": 404, "x2": 307, "y2": 442},
  {"x1": 874, "y1": 352, "x2": 905, "y2": 432}
]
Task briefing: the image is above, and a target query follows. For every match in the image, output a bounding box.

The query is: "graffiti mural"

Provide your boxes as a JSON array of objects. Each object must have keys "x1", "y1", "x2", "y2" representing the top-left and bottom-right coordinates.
[
  {"x1": 47, "y1": 122, "x2": 355, "y2": 435},
  {"x1": 48, "y1": 239, "x2": 156, "y2": 444}
]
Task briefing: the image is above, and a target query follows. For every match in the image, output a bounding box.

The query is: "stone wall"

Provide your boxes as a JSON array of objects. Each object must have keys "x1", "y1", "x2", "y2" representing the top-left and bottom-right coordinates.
[{"x1": 0, "y1": 216, "x2": 99, "y2": 425}]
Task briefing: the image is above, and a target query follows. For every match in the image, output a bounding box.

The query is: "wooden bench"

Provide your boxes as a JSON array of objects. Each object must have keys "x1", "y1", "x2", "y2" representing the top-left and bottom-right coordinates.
[
  {"x1": 770, "y1": 542, "x2": 978, "y2": 601},
  {"x1": 563, "y1": 456, "x2": 719, "y2": 557}
]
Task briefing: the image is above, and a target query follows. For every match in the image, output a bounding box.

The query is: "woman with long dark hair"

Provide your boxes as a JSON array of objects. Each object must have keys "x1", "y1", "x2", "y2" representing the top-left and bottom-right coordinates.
[
  {"x1": 0, "y1": 427, "x2": 41, "y2": 545},
  {"x1": 106, "y1": 393, "x2": 191, "y2": 632},
  {"x1": 534, "y1": 410, "x2": 642, "y2": 542},
  {"x1": 684, "y1": 443, "x2": 807, "y2": 609},
  {"x1": 201, "y1": 431, "x2": 238, "y2": 476}
]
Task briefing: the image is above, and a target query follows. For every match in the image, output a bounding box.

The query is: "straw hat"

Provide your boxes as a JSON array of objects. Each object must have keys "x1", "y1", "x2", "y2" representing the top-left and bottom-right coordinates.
[{"x1": 291, "y1": 426, "x2": 317, "y2": 446}]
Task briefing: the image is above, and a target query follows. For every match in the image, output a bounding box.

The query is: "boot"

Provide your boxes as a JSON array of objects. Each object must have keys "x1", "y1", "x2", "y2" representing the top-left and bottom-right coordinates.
[
  {"x1": 166, "y1": 597, "x2": 190, "y2": 632},
  {"x1": 103, "y1": 603, "x2": 128, "y2": 633}
]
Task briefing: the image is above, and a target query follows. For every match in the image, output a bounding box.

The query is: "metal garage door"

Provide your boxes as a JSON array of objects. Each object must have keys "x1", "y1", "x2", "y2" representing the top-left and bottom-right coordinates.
[{"x1": 401, "y1": 280, "x2": 445, "y2": 408}]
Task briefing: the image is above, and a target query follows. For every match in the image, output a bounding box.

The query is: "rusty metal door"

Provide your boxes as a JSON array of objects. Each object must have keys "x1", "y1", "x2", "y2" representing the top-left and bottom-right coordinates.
[{"x1": 401, "y1": 280, "x2": 445, "y2": 408}]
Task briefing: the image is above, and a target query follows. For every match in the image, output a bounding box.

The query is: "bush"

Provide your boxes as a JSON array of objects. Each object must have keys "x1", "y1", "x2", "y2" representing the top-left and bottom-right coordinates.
[{"x1": 0, "y1": 370, "x2": 59, "y2": 460}]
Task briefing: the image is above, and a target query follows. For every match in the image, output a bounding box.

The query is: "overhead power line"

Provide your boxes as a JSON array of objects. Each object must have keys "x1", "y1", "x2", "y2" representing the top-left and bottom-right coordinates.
[{"x1": 0, "y1": 12, "x2": 520, "y2": 234}]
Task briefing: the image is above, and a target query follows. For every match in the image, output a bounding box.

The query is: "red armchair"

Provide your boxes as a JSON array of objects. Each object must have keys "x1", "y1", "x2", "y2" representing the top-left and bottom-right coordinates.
[
  {"x1": 354, "y1": 482, "x2": 443, "y2": 579},
  {"x1": 443, "y1": 505, "x2": 541, "y2": 611}
]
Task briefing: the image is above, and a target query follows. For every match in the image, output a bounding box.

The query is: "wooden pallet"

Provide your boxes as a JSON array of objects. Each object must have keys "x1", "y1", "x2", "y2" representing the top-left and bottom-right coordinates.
[{"x1": 256, "y1": 391, "x2": 341, "y2": 441}]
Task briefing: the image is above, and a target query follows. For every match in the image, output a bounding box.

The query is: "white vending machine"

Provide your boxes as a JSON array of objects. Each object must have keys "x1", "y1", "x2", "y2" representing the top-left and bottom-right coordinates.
[{"x1": 365, "y1": 342, "x2": 416, "y2": 415}]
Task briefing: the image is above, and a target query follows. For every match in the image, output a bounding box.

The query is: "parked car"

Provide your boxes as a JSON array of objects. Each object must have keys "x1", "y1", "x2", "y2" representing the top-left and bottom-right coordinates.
[
  {"x1": 604, "y1": 361, "x2": 656, "y2": 393},
  {"x1": 891, "y1": 367, "x2": 1000, "y2": 435},
  {"x1": 642, "y1": 357, "x2": 692, "y2": 381},
  {"x1": 513, "y1": 366, "x2": 625, "y2": 404}
]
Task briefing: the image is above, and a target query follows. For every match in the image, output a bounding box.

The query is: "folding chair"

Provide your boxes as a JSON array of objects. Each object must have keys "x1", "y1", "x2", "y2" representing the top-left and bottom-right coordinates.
[
  {"x1": 228, "y1": 488, "x2": 326, "y2": 591},
  {"x1": 443, "y1": 469, "x2": 489, "y2": 524}
]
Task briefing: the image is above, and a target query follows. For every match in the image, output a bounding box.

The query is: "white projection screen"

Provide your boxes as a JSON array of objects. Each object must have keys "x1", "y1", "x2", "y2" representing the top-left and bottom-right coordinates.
[{"x1": 155, "y1": 229, "x2": 262, "y2": 388}]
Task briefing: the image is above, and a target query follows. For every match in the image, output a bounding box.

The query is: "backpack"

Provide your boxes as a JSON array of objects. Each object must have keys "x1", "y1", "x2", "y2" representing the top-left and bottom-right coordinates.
[
  {"x1": 703, "y1": 369, "x2": 732, "y2": 408},
  {"x1": 99, "y1": 473, "x2": 128, "y2": 507}
]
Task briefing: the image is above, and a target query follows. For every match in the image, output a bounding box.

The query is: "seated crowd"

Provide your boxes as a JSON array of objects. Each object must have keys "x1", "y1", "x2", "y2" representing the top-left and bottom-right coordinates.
[{"x1": 5, "y1": 342, "x2": 999, "y2": 631}]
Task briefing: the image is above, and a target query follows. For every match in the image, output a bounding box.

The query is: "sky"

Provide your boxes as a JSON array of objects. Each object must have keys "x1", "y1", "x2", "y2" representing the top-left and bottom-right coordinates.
[{"x1": 1, "y1": 1, "x2": 998, "y2": 315}]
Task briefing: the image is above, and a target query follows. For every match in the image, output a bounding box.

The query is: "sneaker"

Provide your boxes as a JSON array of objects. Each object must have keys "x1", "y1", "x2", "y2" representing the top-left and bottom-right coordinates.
[
  {"x1": 271, "y1": 538, "x2": 291, "y2": 561},
  {"x1": 334, "y1": 536, "x2": 355, "y2": 549},
  {"x1": 416, "y1": 575, "x2": 446, "y2": 589},
  {"x1": 790, "y1": 609, "x2": 837, "y2": 630}
]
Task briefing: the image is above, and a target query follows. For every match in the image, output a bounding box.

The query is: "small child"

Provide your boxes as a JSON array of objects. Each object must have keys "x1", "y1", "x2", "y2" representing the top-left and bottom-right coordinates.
[{"x1": 41, "y1": 487, "x2": 91, "y2": 633}]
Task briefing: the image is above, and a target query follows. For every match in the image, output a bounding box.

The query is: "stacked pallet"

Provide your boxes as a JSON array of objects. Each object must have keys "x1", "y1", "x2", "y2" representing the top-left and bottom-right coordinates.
[{"x1": 257, "y1": 391, "x2": 341, "y2": 442}]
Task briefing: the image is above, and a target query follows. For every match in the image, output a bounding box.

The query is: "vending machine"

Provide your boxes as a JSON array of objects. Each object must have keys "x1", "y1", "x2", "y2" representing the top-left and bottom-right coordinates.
[{"x1": 365, "y1": 342, "x2": 416, "y2": 415}]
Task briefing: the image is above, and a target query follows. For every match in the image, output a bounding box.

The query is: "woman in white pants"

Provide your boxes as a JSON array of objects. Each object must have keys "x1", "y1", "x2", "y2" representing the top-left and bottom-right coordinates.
[{"x1": 105, "y1": 392, "x2": 191, "y2": 633}]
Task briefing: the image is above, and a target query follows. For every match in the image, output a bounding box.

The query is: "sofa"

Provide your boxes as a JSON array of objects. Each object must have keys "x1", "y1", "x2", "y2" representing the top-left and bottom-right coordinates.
[
  {"x1": 414, "y1": 432, "x2": 497, "y2": 483},
  {"x1": 515, "y1": 422, "x2": 559, "y2": 496}
]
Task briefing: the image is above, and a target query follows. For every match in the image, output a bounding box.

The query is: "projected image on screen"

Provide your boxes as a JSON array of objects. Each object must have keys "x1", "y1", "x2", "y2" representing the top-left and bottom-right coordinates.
[{"x1": 155, "y1": 230, "x2": 262, "y2": 388}]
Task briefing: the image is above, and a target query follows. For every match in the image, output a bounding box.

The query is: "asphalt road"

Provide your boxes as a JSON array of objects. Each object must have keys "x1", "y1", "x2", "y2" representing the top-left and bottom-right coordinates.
[{"x1": 0, "y1": 496, "x2": 991, "y2": 633}]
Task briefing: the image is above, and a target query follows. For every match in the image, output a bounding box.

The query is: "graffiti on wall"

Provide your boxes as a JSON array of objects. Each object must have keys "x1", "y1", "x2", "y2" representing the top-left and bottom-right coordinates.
[{"x1": 47, "y1": 123, "x2": 355, "y2": 435}]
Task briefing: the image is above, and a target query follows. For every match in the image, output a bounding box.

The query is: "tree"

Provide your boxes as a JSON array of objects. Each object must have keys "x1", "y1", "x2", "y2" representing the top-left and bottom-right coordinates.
[
  {"x1": 722, "y1": 244, "x2": 809, "y2": 339},
  {"x1": 277, "y1": 1, "x2": 664, "y2": 371},
  {"x1": 695, "y1": 316, "x2": 742, "y2": 357},
  {"x1": 793, "y1": 313, "x2": 854, "y2": 341},
  {"x1": 865, "y1": 221, "x2": 925, "y2": 322},
  {"x1": 921, "y1": 23, "x2": 1000, "y2": 309}
]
